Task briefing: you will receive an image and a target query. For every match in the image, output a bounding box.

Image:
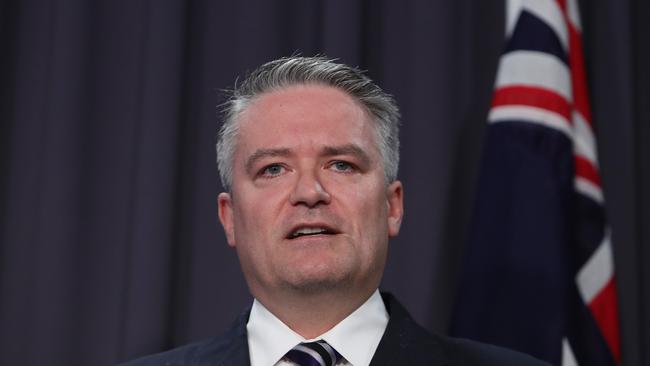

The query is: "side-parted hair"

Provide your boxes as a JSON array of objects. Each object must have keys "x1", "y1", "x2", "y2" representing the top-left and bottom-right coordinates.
[{"x1": 216, "y1": 56, "x2": 401, "y2": 191}]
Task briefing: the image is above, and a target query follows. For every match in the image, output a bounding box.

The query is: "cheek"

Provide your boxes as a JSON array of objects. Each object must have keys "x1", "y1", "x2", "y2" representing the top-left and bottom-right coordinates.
[
  {"x1": 234, "y1": 181, "x2": 287, "y2": 219},
  {"x1": 358, "y1": 187, "x2": 388, "y2": 220},
  {"x1": 231, "y1": 184, "x2": 290, "y2": 248},
  {"x1": 340, "y1": 184, "x2": 389, "y2": 241},
  {"x1": 235, "y1": 202, "x2": 275, "y2": 236},
  {"x1": 231, "y1": 200, "x2": 279, "y2": 281}
]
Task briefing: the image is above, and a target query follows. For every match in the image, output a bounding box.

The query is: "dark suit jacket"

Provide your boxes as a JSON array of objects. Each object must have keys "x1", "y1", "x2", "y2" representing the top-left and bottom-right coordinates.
[{"x1": 120, "y1": 293, "x2": 549, "y2": 366}]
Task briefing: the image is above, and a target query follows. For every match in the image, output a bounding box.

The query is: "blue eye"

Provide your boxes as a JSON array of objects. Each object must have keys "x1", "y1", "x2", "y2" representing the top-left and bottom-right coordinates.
[
  {"x1": 331, "y1": 161, "x2": 354, "y2": 172},
  {"x1": 261, "y1": 164, "x2": 285, "y2": 177}
]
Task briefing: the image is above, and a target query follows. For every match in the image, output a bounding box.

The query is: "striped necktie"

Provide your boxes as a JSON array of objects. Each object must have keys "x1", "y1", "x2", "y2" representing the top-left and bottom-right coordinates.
[{"x1": 284, "y1": 340, "x2": 342, "y2": 366}]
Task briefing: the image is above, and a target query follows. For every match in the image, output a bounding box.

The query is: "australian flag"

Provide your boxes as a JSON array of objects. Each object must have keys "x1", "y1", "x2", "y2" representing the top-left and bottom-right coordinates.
[{"x1": 449, "y1": 0, "x2": 621, "y2": 365}]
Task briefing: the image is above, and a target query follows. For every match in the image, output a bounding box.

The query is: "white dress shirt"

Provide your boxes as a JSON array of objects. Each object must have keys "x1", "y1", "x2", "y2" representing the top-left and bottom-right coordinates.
[{"x1": 246, "y1": 289, "x2": 389, "y2": 366}]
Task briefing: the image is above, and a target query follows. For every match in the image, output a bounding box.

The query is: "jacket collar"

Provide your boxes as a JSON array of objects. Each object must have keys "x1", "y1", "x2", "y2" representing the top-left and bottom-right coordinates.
[
  {"x1": 369, "y1": 292, "x2": 449, "y2": 366},
  {"x1": 191, "y1": 292, "x2": 449, "y2": 366}
]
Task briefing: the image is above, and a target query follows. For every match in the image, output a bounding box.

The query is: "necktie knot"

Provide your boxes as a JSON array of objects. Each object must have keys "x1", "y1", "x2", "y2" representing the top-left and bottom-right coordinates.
[{"x1": 284, "y1": 340, "x2": 342, "y2": 366}]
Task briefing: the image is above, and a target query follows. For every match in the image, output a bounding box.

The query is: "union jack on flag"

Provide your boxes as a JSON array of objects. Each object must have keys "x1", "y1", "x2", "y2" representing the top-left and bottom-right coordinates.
[{"x1": 450, "y1": 0, "x2": 621, "y2": 364}]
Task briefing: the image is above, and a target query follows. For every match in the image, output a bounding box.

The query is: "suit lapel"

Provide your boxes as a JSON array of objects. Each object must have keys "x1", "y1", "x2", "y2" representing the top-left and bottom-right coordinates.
[
  {"x1": 369, "y1": 293, "x2": 449, "y2": 366},
  {"x1": 194, "y1": 307, "x2": 252, "y2": 366},
  {"x1": 214, "y1": 337, "x2": 250, "y2": 366}
]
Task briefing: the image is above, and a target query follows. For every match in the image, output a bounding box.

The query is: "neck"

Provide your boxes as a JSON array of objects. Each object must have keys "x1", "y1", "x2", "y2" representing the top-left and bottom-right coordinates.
[{"x1": 255, "y1": 287, "x2": 376, "y2": 339}]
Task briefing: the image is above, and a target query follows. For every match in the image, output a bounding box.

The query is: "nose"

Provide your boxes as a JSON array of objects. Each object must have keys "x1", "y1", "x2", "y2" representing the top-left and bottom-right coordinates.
[{"x1": 289, "y1": 169, "x2": 331, "y2": 207}]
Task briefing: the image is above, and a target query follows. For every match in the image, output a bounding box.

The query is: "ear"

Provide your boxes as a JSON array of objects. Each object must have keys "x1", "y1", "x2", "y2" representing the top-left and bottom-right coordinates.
[
  {"x1": 218, "y1": 192, "x2": 236, "y2": 247},
  {"x1": 386, "y1": 180, "x2": 404, "y2": 237}
]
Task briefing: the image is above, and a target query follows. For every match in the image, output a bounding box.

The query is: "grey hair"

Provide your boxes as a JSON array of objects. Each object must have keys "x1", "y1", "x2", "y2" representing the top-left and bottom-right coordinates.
[{"x1": 216, "y1": 56, "x2": 400, "y2": 191}]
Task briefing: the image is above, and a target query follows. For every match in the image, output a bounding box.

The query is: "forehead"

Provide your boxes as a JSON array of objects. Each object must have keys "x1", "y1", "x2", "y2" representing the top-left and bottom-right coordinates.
[{"x1": 235, "y1": 84, "x2": 379, "y2": 157}]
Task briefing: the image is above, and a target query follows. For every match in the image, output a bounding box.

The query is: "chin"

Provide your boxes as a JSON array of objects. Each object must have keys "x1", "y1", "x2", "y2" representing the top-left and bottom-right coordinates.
[
  {"x1": 284, "y1": 268, "x2": 352, "y2": 294},
  {"x1": 286, "y1": 279, "x2": 347, "y2": 294}
]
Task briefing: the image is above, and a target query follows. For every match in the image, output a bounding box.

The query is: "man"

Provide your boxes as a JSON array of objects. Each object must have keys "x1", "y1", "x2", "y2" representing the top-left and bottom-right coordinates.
[{"x1": 122, "y1": 56, "x2": 548, "y2": 366}]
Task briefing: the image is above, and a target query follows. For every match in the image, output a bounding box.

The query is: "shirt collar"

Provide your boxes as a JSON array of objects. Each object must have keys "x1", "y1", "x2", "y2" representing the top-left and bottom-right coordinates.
[{"x1": 246, "y1": 289, "x2": 389, "y2": 366}]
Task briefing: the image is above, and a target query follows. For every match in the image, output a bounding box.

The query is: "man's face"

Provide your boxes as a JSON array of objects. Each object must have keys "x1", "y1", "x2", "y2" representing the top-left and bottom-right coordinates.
[{"x1": 218, "y1": 84, "x2": 403, "y2": 302}]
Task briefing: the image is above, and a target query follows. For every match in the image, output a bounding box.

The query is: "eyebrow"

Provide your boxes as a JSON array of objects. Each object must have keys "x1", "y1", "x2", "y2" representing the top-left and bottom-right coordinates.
[
  {"x1": 245, "y1": 148, "x2": 292, "y2": 174},
  {"x1": 321, "y1": 144, "x2": 372, "y2": 167}
]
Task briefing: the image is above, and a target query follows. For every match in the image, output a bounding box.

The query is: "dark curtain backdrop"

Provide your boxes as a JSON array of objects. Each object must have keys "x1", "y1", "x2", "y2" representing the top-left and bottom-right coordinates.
[{"x1": 0, "y1": 1, "x2": 647, "y2": 365}]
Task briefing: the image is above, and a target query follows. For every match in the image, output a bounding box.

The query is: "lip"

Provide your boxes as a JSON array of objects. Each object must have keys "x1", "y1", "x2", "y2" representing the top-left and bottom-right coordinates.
[{"x1": 285, "y1": 222, "x2": 341, "y2": 240}]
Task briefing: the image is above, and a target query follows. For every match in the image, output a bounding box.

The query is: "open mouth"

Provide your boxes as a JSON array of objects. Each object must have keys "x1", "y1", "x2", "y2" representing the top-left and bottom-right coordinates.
[{"x1": 287, "y1": 226, "x2": 337, "y2": 239}]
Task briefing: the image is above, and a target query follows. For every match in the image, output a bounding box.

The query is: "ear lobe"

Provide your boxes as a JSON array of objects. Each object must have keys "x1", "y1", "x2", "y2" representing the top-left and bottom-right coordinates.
[
  {"x1": 218, "y1": 192, "x2": 236, "y2": 247},
  {"x1": 386, "y1": 181, "x2": 404, "y2": 237}
]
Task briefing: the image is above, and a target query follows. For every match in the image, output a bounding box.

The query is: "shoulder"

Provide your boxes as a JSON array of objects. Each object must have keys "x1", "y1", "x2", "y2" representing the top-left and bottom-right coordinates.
[
  {"x1": 438, "y1": 335, "x2": 551, "y2": 366},
  {"x1": 117, "y1": 337, "x2": 221, "y2": 366},
  {"x1": 376, "y1": 292, "x2": 550, "y2": 366},
  {"x1": 118, "y1": 309, "x2": 250, "y2": 366}
]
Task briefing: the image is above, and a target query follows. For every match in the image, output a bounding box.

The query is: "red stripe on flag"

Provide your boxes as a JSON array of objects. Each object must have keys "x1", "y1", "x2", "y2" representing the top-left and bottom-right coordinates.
[
  {"x1": 574, "y1": 155, "x2": 601, "y2": 186},
  {"x1": 567, "y1": 17, "x2": 593, "y2": 126},
  {"x1": 563, "y1": 1, "x2": 621, "y2": 362},
  {"x1": 588, "y1": 278, "x2": 621, "y2": 362},
  {"x1": 492, "y1": 86, "x2": 572, "y2": 121}
]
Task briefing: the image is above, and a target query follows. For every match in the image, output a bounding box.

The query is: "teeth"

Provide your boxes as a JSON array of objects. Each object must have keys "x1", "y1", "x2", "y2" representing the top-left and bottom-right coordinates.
[{"x1": 291, "y1": 227, "x2": 327, "y2": 238}]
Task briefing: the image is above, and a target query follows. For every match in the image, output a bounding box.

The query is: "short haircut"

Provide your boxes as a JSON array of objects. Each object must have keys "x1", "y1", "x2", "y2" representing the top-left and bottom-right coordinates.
[{"x1": 216, "y1": 56, "x2": 400, "y2": 191}]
